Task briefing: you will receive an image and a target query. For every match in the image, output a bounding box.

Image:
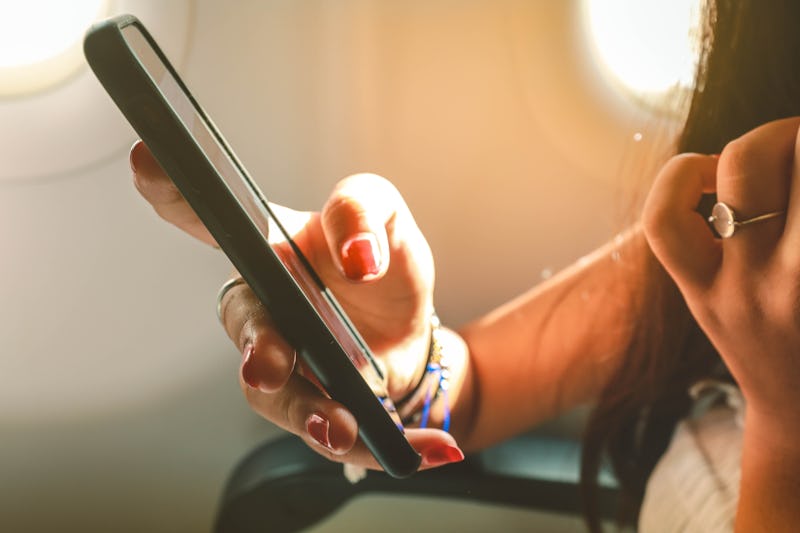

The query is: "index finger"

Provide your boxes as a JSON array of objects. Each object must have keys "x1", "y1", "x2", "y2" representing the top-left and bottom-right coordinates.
[
  {"x1": 130, "y1": 140, "x2": 218, "y2": 246},
  {"x1": 642, "y1": 153, "x2": 721, "y2": 297}
]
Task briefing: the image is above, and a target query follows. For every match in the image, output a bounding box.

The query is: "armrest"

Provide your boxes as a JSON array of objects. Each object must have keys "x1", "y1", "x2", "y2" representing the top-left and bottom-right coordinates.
[{"x1": 214, "y1": 432, "x2": 619, "y2": 533}]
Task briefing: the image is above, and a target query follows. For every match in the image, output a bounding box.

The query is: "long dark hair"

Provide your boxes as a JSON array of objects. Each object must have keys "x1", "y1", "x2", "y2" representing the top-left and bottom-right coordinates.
[{"x1": 580, "y1": 1, "x2": 800, "y2": 530}]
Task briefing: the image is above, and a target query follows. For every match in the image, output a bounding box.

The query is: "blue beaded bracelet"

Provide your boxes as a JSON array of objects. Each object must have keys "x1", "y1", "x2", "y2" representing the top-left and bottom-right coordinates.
[{"x1": 396, "y1": 314, "x2": 451, "y2": 432}]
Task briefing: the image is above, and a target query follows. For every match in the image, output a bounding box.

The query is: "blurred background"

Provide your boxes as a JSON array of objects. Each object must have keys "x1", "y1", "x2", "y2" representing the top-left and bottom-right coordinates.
[{"x1": 0, "y1": 0, "x2": 697, "y2": 531}]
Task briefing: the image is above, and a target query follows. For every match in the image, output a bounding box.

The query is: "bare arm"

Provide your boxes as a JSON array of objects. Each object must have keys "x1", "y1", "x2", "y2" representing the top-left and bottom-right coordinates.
[
  {"x1": 133, "y1": 120, "x2": 800, "y2": 532},
  {"x1": 453, "y1": 229, "x2": 643, "y2": 451},
  {"x1": 130, "y1": 138, "x2": 644, "y2": 468}
]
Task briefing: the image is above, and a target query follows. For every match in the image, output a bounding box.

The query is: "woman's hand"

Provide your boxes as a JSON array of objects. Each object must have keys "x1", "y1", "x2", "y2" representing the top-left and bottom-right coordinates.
[
  {"x1": 643, "y1": 118, "x2": 800, "y2": 530},
  {"x1": 643, "y1": 118, "x2": 800, "y2": 429},
  {"x1": 130, "y1": 141, "x2": 465, "y2": 470}
]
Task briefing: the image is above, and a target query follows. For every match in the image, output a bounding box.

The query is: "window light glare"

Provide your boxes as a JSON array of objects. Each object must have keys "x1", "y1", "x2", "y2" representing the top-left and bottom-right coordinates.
[
  {"x1": 583, "y1": 0, "x2": 701, "y2": 104},
  {"x1": 0, "y1": 0, "x2": 108, "y2": 96}
]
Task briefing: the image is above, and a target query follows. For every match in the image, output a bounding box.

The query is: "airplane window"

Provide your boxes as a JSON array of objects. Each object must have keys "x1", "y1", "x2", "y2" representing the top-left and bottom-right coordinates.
[
  {"x1": 581, "y1": 0, "x2": 702, "y2": 114},
  {"x1": 0, "y1": 0, "x2": 108, "y2": 97}
]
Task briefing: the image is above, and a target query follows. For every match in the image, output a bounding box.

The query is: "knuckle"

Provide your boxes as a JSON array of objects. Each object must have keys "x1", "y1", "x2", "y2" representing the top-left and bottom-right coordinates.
[
  {"x1": 221, "y1": 285, "x2": 260, "y2": 346},
  {"x1": 278, "y1": 389, "x2": 300, "y2": 431},
  {"x1": 236, "y1": 311, "x2": 268, "y2": 353},
  {"x1": 641, "y1": 197, "x2": 665, "y2": 239},
  {"x1": 659, "y1": 153, "x2": 704, "y2": 185},
  {"x1": 662, "y1": 152, "x2": 700, "y2": 173},
  {"x1": 642, "y1": 154, "x2": 704, "y2": 235},
  {"x1": 718, "y1": 138, "x2": 758, "y2": 179},
  {"x1": 322, "y1": 193, "x2": 363, "y2": 228},
  {"x1": 642, "y1": 190, "x2": 671, "y2": 242},
  {"x1": 239, "y1": 378, "x2": 300, "y2": 434}
]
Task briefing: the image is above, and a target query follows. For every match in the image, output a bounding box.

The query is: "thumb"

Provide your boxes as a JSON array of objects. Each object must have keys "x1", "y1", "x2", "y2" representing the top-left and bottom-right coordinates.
[{"x1": 321, "y1": 173, "x2": 431, "y2": 284}]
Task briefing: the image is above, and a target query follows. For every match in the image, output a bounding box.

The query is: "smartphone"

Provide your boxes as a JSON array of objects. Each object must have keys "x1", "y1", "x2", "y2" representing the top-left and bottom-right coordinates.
[{"x1": 84, "y1": 14, "x2": 421, "y2": 478}]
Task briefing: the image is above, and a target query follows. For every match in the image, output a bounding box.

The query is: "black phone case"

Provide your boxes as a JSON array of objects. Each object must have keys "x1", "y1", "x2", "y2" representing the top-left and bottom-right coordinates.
[{"x1": 84, "y1": 15, "x2": 420, "y2": 478}]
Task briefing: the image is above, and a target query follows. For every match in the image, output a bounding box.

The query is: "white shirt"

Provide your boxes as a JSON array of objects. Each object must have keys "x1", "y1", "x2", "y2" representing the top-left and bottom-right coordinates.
[{"x1": 639, "y1": 383, "x2": 743, "y2": 532}]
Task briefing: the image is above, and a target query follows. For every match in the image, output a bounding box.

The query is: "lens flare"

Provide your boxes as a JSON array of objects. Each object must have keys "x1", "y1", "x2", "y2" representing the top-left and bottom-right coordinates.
[
  {"x1": 0, "y1": 0, "x2": 108, "y2": 96},
  {"x1": 582, "y1": 0, "x2": 702, "y2": 107}
]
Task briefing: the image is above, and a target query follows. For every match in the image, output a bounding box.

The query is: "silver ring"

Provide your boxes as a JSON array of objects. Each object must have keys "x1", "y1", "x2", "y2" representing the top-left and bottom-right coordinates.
[
  {"x1": 216, "y1": 276, "x2": 246, "y2": 323},
  {"x1": 707, "y1": 202, "x2": 786, "y2": 239}
]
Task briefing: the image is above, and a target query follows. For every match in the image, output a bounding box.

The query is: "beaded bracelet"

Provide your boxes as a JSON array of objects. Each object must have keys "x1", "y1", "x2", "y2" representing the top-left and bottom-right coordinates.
[
  {"x1": 344, "y1": 315, "x2": 451, "y2": 483},
  {"x1": 396, "y1": 314, "x2": 452, "y2": 432}
]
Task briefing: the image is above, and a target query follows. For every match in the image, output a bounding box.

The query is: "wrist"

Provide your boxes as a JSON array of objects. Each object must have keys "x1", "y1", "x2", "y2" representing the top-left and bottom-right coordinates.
[
  {"x1": 396, "y1": 314, "x2": 447, "y2": 426},
  {"x1": 743, "y1": 405, "x2": 800, "y2": 453},
  {"x1": 736, "y1": 406, "x2": 800, "y2": 532},
  {"x1": 395, "y1": 318, "x2": 470, "y2": 435},
  {"x1": 381, "y1": 314, "x2": 434, "y2": 400}
]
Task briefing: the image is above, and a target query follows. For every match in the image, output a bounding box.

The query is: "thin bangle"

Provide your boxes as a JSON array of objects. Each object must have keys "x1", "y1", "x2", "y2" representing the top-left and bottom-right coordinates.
[
  {"x1": 396, "y1": 314, "x2": 451, "y2": 432},
  {"x1": 394, "y1": 314, "x2": 437, "y2": 408}
]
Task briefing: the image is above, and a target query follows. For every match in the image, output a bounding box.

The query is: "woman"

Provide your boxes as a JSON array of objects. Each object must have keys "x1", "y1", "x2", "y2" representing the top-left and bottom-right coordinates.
[{"x1": 130, "y1": 1, "x2": 799, "y2": 530}]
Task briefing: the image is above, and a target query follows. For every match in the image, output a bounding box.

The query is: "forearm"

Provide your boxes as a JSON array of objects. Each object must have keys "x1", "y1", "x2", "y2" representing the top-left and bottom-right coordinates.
[
  {"x1": 449, "y1": 227, "x2": 648, "y2": 451},
  {"x1": 735, "y1": 409, "x2": 800, "y2": 532}
]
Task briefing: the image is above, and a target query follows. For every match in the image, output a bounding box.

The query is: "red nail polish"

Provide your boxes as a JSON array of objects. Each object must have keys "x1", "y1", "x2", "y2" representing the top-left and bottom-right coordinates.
[
  {"x1": 241, "y1": 344, "x2": 259, "y2": 390},
  {"x1": 341, "y1": 233, "x2": 381, "y2": 280},
  {"x1": 306, "y1": 413, "x2": 332, "y2": 450},
  {"x1": 421, "y1": 444, "x2": 465, "y2": 467}
]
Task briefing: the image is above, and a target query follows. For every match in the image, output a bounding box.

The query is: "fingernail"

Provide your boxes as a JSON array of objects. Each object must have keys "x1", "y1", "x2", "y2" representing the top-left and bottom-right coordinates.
[
  {"x1": 129, "y1": 140, "x2": 144, "y2": 174},
  {"x1": 240, "y1": 343, "x2": 260, "y2": 390},
  {"x1": 421, "y1": 444, "x2": 465, "y2": 468},
  {"x1": 341, "y1": 232, "x2": 381, "y2": 280},
  {"x1": 306, "y1": 413, "x2": 333, "y2": 450}
]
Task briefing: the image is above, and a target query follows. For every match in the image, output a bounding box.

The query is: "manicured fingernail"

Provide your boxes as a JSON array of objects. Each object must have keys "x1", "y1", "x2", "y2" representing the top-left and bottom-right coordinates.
[
  {"x1": 306, "y1": 413, "x2": 333, "y2": 450},
  {"x1": 129, "y1": 140, "x2": 144, "y2": 174},
  {"x1": 240, "y1": 343, "x2": 260, "y2": 390},
  {"x1": 341, "y1": 232, "x2": 381, "y2": 280},
  {"x1": 421, "y1": 444, "x2": 464, "y2": 467}
]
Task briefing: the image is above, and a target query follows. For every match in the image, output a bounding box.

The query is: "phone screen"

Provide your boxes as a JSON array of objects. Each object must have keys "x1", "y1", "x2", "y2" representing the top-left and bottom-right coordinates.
[{"x1": 121, "y1": 25, "x2": 402, "y2": 427}]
